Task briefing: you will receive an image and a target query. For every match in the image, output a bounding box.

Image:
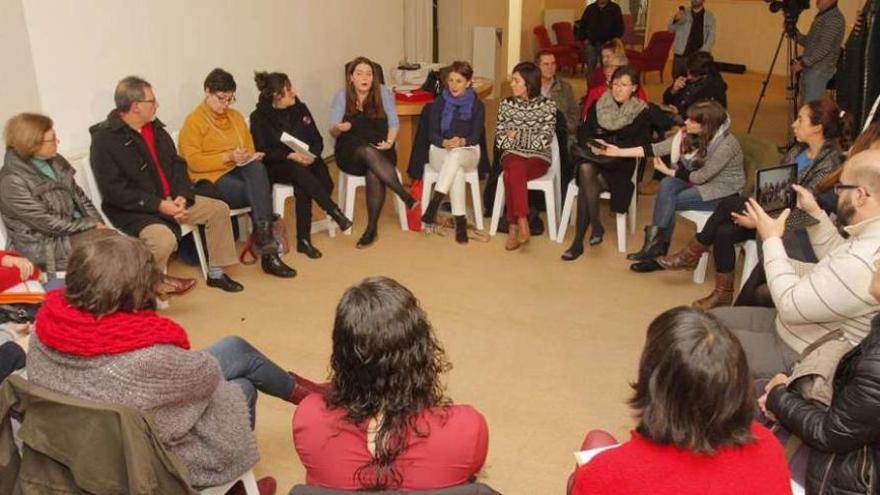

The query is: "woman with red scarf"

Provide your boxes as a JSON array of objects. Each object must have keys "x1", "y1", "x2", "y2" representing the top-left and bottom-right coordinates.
[{"x1": 26, "y1": 232, "x2": 326, "y2": 495}]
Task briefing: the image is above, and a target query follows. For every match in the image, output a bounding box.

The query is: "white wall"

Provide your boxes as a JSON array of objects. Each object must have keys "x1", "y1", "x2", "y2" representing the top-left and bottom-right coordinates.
[
  {"x1": 16, "y1": 0, "x2": 404, "y2": 155},
  {"x1": 0, "y1": 0, "x2": 41, "y2": 133}
]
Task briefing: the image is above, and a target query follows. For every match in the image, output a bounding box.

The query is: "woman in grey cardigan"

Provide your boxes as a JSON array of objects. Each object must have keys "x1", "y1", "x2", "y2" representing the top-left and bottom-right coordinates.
[{"x1": 594, "y1": 100, "x2": 744, "y2": 271}]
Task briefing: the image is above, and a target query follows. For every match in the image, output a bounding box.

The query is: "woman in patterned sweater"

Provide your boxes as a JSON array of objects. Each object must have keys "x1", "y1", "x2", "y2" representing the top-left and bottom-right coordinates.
[{"x1": 495, "y1": 61, "x2": 557, "y2": 250}]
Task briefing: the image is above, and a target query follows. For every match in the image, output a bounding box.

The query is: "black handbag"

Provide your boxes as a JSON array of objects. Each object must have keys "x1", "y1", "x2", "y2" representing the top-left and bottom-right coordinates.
[{"x1": 571, "y1": 143, "x2": 618, "y2": 166}]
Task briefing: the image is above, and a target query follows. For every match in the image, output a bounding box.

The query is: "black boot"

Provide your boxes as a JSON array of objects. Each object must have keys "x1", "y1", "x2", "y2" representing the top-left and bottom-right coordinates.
[
  {"x1": 262, "y1": 253, "x2": 297, "y2": 278},
  {"x1": 421, "y1": 191, "x2": 446, "y2": 225},
  {"x1": 454, "y1": 215, "x2": 468, "y2": 244},
  {"x1": 627, "y1": 225, "x2": 664, "y2": 261},
  {"x1": 296, "y1": 238, "x2": 322, "y2": 259},
  {"x1": 356, "y1": 227, "x2": 377, "y2": 249},
  {"x1": 255, "y1": 220, "x2": 296, "y2": 278},
  {"x1": 630, "y1": 241, "x2": 670, "y2": 273},
  {"x1": 328, "y1": 206, "x2": 353, "y2": 232},
  {"x1": 561, "y1": 240, "x2": 584, "y2": 261}
]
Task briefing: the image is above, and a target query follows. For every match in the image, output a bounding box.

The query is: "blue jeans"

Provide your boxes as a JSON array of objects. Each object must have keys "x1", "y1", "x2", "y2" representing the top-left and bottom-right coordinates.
[
  {"x1": 215, "y1": 161, "x2": 274, "y2": 223},
  {"x1": 205, "y1": 336, "x2": 294, "y2": 427},
  {"x1": 652, "y1": 177, "x2": 722, "y2": 241},
  {"x1": 800, "y1": 67, "x2": 834, "y2": 104}
]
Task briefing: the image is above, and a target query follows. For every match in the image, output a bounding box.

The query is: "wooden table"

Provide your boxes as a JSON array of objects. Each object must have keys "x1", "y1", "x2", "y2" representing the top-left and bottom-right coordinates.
[{"x1": 394, "y1": 77, "x2": 493, "y2": 182}]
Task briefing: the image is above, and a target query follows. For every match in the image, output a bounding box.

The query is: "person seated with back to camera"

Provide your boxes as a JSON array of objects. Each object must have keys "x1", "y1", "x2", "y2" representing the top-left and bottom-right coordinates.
[
  {"x1": 656, "y1": 99, "x2": 845, "y2": 310},
  {"x1": 179, "y1": 68, "x2": 296, "y2": 279},
  {"x1": 567, "y1": 306, "x2": 792, "y2": 495},
  {"x1": 329, "y1": 56, "x2": 418, "y2": 249},
  {"x1": 26, "y1": 232, "x2": 328, "y2": 495},
  {"x1": 562, "y1": 65, "x2": 652, "y2": 261},
  {"x1": 420, "y1": 60, "x2": 486, "y2": 244},
  {"x1": 249, "y1": 70, "x2": 353, "y2": 259},
  {"x1": 494, "y1": 61, "x2": 557, "y2": 251},
  {"x1": 0, "y1": 113, "x2": 106, "y2": 289},
  {"x1": 293, "y1": 276, "x2": 488, "y2": 492},
  {"x1": 591, "y1": 100, "x2": 745, "y2": 272}
]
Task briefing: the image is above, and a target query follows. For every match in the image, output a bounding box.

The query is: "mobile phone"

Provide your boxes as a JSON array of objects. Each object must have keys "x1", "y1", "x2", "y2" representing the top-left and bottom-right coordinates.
[{"x1": 587, "y1": 139, "x2": 607, "y2": 150}]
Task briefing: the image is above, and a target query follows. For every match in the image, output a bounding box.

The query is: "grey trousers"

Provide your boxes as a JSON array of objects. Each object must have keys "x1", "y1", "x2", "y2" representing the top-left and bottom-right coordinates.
[{"x1": 711, "y1": 307, "x2": 801, "y2": 378}]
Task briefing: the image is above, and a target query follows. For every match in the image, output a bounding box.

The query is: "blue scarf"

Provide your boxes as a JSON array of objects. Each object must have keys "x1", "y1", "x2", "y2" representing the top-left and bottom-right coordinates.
[{"x1": 440, "y1": 88, "x2": 476, "y2": 133}]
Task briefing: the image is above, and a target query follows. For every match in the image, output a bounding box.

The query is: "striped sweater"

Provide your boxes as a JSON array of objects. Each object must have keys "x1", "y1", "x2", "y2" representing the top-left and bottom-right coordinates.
[
  {"x1": 797, "y1": 5, "x2": 846, "y2": 73},
  {"x1": 765, "y1": 212, "x2": 880, "y2": 354},
  {"x1": 495, "y1": 96, "x2": 557, "y2": 162}
]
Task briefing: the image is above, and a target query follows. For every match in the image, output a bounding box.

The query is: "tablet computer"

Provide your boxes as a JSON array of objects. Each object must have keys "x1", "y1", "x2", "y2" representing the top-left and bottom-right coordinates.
[{"x1": 756, "y1": 163, "x2": 797, "y2": 214}]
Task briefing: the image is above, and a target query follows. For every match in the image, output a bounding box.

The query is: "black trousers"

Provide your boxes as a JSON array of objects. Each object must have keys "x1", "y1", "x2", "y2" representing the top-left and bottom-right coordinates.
[
  {"x1": 696, "y1": 195, "x2": 755, "y2": 273},
  {"x1": 266, "y1": 159, "x2": 336, "y2": 240}
]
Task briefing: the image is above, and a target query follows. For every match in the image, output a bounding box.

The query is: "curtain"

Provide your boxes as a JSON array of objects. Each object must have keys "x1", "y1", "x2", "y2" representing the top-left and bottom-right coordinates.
[{"x1": 404, "y1": 0, "x2": 433, "y2": 63}]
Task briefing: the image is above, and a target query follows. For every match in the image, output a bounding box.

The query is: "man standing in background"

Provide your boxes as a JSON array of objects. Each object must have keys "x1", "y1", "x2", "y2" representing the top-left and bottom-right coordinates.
[
  {"x1": 669, "y1": 0, "x2": 716, "y2": 78},
  {"x1": 576, "y1": 0, "x2": 625, "y2": 76},
  {"x1": 791, "y1": 0, "x2": 845, "y2": 104}
]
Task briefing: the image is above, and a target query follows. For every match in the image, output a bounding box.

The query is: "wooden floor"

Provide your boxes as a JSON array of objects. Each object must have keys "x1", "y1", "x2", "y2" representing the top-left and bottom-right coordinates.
[{"x1": 162, "y1": 70, "x2": 791, "y2": 494}]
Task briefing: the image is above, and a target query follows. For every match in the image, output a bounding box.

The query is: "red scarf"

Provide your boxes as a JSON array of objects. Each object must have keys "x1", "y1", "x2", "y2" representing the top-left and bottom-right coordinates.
[{"x1": 36, "y1": 290, "x2": 190, "y2": 357}]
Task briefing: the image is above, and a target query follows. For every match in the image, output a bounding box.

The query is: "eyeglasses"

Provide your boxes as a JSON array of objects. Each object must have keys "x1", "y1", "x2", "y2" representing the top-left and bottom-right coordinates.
[
  {"x1": 212, "y1": 93, "x2": 236, "y2": 105},
  {"x1": 42, "y1": 136, "x2": 59, "y2": 143},
  {"x1": 611, "y1": 81, "x2": 634, "y2": 88},
  {"x1": 136, "y1": 99, "x2": 157, "y2": 105},
  {"x1": 833, "y1": 183, "x2": 862, "y2": 194}
]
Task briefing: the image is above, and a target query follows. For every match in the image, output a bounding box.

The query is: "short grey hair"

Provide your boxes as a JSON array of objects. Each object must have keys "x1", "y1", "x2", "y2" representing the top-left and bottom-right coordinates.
[{"x1": 114, "y1": 76, "x2": 152, "y2": 112}]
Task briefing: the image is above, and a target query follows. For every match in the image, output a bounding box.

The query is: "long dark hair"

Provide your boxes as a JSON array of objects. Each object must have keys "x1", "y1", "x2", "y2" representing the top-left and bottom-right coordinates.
[
  {"x1": 345, "y1": 56, "x2": 386, "y2": 119},
  {"x1": 630, "y1": 307, "x2": 754, "y2": 455},
  {"x1": 325, "y1": 277, "x2": 451, "y2": 490},
  {"x1": 682, "y1": 100, "x2": 728, "y2": 167}
]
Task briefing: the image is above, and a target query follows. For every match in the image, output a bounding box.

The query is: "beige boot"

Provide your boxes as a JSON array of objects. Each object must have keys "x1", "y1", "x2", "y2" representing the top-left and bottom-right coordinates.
[
  {"x1": 506, "y1": 224, "x2": 522, "y2": 251},
  {"x1": 692, "y1": 272, "x2": 735, "y2": 310}
]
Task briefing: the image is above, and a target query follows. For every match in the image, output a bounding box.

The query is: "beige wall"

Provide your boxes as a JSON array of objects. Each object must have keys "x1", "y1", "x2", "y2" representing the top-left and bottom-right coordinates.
[
  {"x1": 521, "y1": 0, "x2": 546, "y2": 61},
  {"x1": 0, "y1": 0, "x2": 41, "y2": 134},
  {"x1": 439, "y1": 0, "x2": 510, "y2": 96},
  {"x1": 646, "y1": 0, "x2": 861, "y2": 76}
]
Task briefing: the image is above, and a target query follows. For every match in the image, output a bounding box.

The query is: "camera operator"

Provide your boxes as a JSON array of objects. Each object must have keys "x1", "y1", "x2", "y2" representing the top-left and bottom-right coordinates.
[{"x1": 790, "y1": 0, "x2": 845, "y2": 103}]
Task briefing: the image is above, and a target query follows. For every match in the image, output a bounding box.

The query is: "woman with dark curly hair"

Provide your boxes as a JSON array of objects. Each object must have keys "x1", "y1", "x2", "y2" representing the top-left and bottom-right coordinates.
[{"x1": 293, "y1": 276, "x2": 489, "y2": 491}]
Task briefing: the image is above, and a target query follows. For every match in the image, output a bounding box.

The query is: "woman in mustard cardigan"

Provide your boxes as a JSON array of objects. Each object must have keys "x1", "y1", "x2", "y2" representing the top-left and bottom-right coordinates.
[{"x1": 179, "y1": 68, "x2": 295, "y2": 278}]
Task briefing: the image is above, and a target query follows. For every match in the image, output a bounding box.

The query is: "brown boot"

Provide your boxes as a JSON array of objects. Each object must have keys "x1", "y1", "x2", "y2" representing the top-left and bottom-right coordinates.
[
  {"x1": 692, "y1": 272, "x2": 735, "y2": 310},
  {"x1": 638, "y1": 180, "x2": 661, "y2": 195},
  {"x1": 506, "y1": 224, "x2": 522, "y2": 250},
  {"x1": 516, "y1": 216, "x2": 530, "y2": 244},
  {"x1": 657, "y1": 238, "x2": 709, "y2": 271}
]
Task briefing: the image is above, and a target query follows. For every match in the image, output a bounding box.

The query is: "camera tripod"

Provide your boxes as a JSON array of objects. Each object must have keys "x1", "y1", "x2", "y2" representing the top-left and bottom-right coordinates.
[{"x1": 747, "y1": 24, "x2": 800, "y2": 140}]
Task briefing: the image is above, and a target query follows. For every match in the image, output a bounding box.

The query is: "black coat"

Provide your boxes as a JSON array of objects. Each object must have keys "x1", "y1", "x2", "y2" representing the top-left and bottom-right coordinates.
[
  {"x1": 89, "y1": 111, "x2": 195, "y2": 238},
  {"x1": 249, "y1": 99, "x2": 324, "y2": 167},
  {"x1": 767, "y1": 314, "x2": 880, "y2": 494},
  {"x1": 576, "y1": 1, "x2": 624, "y2": 44},
  {"x1": 662, "y1": 73, "x2": 728, "y2": 114}
]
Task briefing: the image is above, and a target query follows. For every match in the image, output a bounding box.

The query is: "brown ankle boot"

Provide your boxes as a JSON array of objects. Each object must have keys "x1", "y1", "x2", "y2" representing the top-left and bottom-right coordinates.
[
  {"x1": 657, "y1": 238, "x2": 709, "y2": 271},
  {"x1": 516, "y1": 216, "x2": 530, "y2": 244},
  {"x1": 506, "y1": 224, "x2": 522, "y2": 250},
  {"x1": 692, "y1": 272, "x2": 735, "y2": 310}
]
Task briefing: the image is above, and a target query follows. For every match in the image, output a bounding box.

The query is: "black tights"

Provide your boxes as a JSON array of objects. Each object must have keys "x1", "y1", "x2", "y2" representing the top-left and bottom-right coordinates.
[
  {"x1": 355, "y1": 146, "x2": 414, "y2": 231},
  {"x1": 571, "y1": 162, "x2": 605, "y2": 247}
]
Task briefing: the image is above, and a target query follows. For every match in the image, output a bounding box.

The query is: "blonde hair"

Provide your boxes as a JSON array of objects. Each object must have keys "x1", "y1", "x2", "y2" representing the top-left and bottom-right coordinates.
[{"x1": 4, "y1": 113, "x2": 53, "y2": 160}]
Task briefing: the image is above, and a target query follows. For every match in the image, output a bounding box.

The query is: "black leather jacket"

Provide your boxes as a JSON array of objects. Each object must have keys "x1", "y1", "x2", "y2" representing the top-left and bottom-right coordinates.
[{"x1": 768, "y1": 314, "x2": 880, "y2": 494}]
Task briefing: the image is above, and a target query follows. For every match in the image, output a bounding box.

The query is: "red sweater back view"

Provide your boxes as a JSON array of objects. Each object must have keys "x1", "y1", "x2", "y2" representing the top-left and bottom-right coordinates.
[
  {"x1": 572, "y1": 423, "x2": 792, "y2": 495},
  {"x1": 293, "y1": 394, "x2": 489, "y2": 491}
]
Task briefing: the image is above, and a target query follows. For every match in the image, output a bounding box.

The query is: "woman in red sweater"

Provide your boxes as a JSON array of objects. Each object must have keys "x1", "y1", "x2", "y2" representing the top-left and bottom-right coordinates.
[
  {"x1": 293, "y1": 276, "x2": 488, "y2": 491},
  {"x1": 569, "y1": 307, "x2": 792, "y2": 495},
  {"x1": 0, "y1": 251, "x2": 40, "y2": 292}
]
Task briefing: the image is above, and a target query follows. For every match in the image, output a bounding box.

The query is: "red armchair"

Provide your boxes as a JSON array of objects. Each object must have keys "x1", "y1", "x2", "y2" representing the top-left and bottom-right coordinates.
[
  {"x1": 533, "y1": 25, "x2": 579, "y2": 74},
  {"x1": 625, "y1": 31, "x2": 674, "y2": 82}
]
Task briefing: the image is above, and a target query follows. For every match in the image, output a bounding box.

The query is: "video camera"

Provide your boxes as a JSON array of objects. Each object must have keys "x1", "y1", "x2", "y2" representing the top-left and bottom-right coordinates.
[{"x1": 765, "y1": 0, "x2": 810, "y2": 32}]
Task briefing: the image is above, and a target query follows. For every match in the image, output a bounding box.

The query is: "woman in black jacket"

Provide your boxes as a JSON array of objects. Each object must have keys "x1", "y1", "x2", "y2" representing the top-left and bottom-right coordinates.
[
  {"x1": 250, "y1": 72, "x2": 352, "y2": 259},
  {"x1": 562, "y1": 65, "x2": 651, "y2": 261},
  {"x1": 760, "y1": 260, "x2": 880, "y2": 494},
  {"x1": 661, "y1": 51, "x2": 728, "y2": 119}
]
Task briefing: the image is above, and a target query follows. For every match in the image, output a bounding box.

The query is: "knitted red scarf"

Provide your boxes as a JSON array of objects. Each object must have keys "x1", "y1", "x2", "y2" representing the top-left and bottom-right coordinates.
[{"x1": 36, "y1": 289, "x2": 190, "y2": 357}]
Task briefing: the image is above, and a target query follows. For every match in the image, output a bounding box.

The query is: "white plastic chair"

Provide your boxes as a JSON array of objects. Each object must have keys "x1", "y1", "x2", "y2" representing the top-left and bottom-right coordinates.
[
  {"x1": 556, "y1": 160, "x2": 639, "y2": 253},
  {"x1": 271, "y1": 183, "x2": 337, "y2": 237},
  {"x1": 199, "y1": 469, "x2": 259, "y2": 495},
  {"x1": 678, "y1": 210, "x2": 760, "y2": 286},
  {"x1": 336, "y1": 170, "x2": 409, "y2": 235},
  {"x1": 420, "y1": 166, "x2": 484, "y2": 231},
  {"x1": 489, "y1": 136, "x2": 562, "y2": 240}
]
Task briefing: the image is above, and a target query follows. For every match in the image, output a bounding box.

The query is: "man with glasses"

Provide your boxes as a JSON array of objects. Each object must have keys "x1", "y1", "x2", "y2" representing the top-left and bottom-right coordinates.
[
  {"x1": 711, "y1": 149, "x2": 880, "y2": 380},
  {"x1": 90, "y1": 75, "x2": 245, "y2": 293},
  {"x1": 179, "y1": 68, "x2": 295, "y2": 279}
]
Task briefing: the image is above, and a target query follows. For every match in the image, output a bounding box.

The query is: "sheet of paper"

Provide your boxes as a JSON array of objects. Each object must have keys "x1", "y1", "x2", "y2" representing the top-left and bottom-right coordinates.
[{"x1": 281, "y1": 132, "x2": 316, "y2": 159}]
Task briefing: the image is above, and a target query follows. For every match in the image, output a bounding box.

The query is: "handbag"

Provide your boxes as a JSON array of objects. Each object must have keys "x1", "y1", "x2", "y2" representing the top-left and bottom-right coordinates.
[{"x1": 239, "y1": 215, "x2": 290, "y2": 265}]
